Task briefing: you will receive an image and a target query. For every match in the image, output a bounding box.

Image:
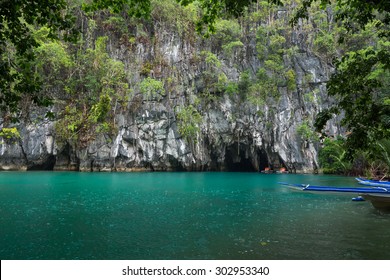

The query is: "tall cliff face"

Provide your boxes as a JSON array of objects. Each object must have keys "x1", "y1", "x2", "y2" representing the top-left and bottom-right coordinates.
[{"x1": 0, "y1": 4, "x2": 343, "y2": 172}]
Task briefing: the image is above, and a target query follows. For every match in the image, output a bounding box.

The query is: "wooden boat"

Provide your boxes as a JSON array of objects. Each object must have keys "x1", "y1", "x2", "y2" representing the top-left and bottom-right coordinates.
[{"x1": 355, "y1": 177, "x2": 390, "y2": 187}]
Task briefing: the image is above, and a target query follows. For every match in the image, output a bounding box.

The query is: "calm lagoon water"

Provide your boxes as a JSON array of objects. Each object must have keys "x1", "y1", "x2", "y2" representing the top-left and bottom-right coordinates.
[{"x1": 0, "y1": 172, "x2": 389, "y2": 260}]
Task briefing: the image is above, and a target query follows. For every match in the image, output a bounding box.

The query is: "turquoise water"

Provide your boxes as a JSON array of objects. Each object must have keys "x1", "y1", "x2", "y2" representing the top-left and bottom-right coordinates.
[{"x1": 0, "y1": 172, "x2": 389, "y2": 260}]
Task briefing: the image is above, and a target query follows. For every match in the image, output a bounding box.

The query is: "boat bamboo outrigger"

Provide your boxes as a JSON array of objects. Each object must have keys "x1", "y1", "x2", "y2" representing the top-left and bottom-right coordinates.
[
  {"x1": 355, "y1": 177, "x2": 390, "y2": 187},
  {"x1": 279, "y1": 182, "x2": 390, "y2": 210}
]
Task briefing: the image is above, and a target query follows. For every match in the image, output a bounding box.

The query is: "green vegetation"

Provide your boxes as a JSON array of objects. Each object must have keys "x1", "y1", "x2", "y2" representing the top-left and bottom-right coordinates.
[
  {"x1": 326, "y1": 44, "x2": 390, "y2": 153},
  {"x1": 176, "y1": 104, "x2": 202, "y2": 143},
  {"x1": 211, "y1": 19, "x2": 243, "y2": 55},
  {"x1": 139, "y1": 77, "x2": 165, "y2": 102},
  {"x1": 296, "y1": 121, "x2": 319, "y2": 142},
  {"x1": 151, "y1": 0, "x2": 198, "y2": 38},
  {"x1": 41, "y1": 35, "x2": 129, "y2": 146},
  {"x1": 0, "y1": 127, "x2": 21, "y2": 143},
  {"x1": 319, "y1": 136, "x2": 390, "y2": 178},
  {"x1": 199, "y1": 51, "x2": 228, "y2": 94},
  {"x1": 0, "y1": 0, "x2": 77, "y2": 115},
  {"x1": 319, "y1": 137, "x2": 351, "y2": 174},
  {"x1": 1, "y1": 0, "x2": 389, "y2": 177}
]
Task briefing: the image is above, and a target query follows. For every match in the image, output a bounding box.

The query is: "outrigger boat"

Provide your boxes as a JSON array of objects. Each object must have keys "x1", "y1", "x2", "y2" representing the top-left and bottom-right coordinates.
[
  {"x1": 279, "y1": 182, "x2": 390, "y2": 194},
  {"x1": 279, "y1": 182, "x2": 390, "y2": 210},
  {"x1": 355, "y1": 177, "x2": 390, "y2": 187},
  {"x1": 359, "y1": 193, "x2": 390, "y2": 209}
]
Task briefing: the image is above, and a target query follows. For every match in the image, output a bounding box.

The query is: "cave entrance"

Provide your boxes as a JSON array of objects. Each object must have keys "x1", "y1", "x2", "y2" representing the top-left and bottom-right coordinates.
[
  {"x1": 258, "y1": 149, "x2": 269, "y2": 171},
  {"x1": 27, "y1": 155, "x2": 56, "y2": 171},
  {"x1": 224, "y1": 143, "x2": 270, "y2": 172}
]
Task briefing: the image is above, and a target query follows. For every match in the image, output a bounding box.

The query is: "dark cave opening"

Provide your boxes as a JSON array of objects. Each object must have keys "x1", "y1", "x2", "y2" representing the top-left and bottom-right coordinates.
[
  {"x1": 27, "y1": 155, "x2": 56, "y2": 171},
  {"x1": 258, "y1": 149, "x2": 269, "y2": 171},
  {"x1": 167, "y1": 155, "x2": 185, "y2": 171},
  {"x1": 225, "y1": 156, "x2": 254, "y2": 171},
  {"x1": 222, "y1": 143, "x2": 271, "y2": 172}
]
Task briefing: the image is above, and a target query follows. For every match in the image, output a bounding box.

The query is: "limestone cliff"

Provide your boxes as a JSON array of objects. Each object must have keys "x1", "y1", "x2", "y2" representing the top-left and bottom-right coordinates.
[{"x1": 0, "y1": 4, "x2": 343, "y2": 172}]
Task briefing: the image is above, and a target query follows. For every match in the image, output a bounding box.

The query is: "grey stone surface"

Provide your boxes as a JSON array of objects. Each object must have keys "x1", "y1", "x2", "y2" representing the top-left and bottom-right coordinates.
[{"x1": 0, "y1": 18, "x2": 343, "y2": 173}]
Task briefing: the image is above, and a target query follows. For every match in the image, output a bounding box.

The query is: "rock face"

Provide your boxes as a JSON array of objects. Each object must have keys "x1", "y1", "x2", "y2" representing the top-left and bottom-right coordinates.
[{"x1": 0, "y1": 14, "x2": 342, "y2": 173}]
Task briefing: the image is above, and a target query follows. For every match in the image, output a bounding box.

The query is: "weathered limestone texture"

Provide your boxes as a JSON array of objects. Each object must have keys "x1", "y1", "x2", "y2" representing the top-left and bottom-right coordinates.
[{"x1": 0, "y1": 16, "x2": 342, "y2": 172}]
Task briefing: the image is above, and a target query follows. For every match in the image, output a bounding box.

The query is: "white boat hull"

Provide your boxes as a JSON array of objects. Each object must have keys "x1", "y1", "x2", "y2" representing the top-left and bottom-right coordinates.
[{"x1": 360, "y1": 193, "x2": 390, "y2": 210}]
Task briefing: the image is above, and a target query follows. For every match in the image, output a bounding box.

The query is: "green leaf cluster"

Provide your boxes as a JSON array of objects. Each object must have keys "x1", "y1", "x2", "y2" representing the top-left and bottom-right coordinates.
[
  {"x1": 319, "y1": 137, "x2": 351, "y2": 174},
  {"x1": 139, "y1": 77, "x2": 165, "y2": 101},
  {"x1": 326, "y1": 45, "x2": 390, "y2": 154},
  {"x1": 0, "y1": 0, "x2": 77, "y2": 115},
  {"x1": 211, "y1": 19, "x2": 243, "y2": 56},
  {"x1": 250, "y1": 3, "x2": 300, "y2": 104},
  {"x1": 83, "y1": 0, "x2": 151, "y2": 19},
  {"x1": 0, "y1": 127, "x2": 21, "y2": 143},
  {"x1": 296, "y1": 121, "x2": 319, "y2": 142},
  {"x1": 151, "y1": 0, "x2": 198, "y2": 38},
  {"x1": 51, "y1": 35, "x2": 128, "y2": 145},
  {"x1": 199, "y1": 51, "x2": 228, "y2": 95},
  {"x1": 176, "y1": 104, "x2": 202, "y2": 143},
  {"x1": 319, "y1": 136, "x2": 390, "y2": 177}
]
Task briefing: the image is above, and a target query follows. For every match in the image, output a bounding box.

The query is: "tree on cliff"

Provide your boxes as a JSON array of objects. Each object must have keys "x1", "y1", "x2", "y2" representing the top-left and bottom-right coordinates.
[
  {"x1": 0, "y1": 0, "x2": 78, "y2": 118},
  {"x1": 0, "y1": 0, "x2": 253, "y2": 121},
  {"x1": 307, "y1": 0, "x2": 390, "y2": 153}
]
